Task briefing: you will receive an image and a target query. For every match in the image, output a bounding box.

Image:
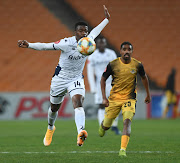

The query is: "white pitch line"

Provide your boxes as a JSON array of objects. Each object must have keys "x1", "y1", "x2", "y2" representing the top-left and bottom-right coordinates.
[{"x1": 0, "y1": 151, "x2": 174, "y2": 154}]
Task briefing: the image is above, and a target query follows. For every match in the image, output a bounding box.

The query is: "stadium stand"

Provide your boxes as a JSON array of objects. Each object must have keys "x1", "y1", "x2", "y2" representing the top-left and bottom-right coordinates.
[
  {"x1": 66, "y1": 0, "x2": 180, "y2": 91},
  {"x1": 1, "y1": 0, "x2": 179, "y2": 92},
  {"x1": 0, "y1": 0, "x2": 72, "y2": 91}
]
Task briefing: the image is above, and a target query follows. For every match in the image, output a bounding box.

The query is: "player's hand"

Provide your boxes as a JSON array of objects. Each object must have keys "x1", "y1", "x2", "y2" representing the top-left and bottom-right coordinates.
[
  {"x1": 18, "y1": 40, "x2": 29, "y2": 48},
  {"x1": 102, "y1": 98, "x2": 109, "y2": 107},
  {"x1": 103, "y1": 5, "x2": 110, "y2": 20},
  {"x1": 145, "y1": 95, "x2": 151, "y2": 104}
]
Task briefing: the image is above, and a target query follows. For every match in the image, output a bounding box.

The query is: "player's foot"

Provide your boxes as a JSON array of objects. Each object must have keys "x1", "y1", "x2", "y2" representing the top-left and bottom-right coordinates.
[
  {"x1": 43, "y1": 126, "x2": 56, "y2": 146},
  {"x1": 99, "y1": 125, "x2": 105, "y2": 137},
  {"x1": 119, "y1": 149, "x2": 127, "y2": 157},
  {"x1": 77, "y1": 130, "x2": 88, "y2": 146},
  {"x1": 111, "y1": 126, "x2": 121, "y2": 135}
]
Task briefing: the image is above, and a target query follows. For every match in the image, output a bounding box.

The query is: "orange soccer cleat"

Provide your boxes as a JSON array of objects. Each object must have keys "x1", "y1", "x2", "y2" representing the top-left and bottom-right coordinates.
[
  {"x1": 77, "y1": 130, "x2": 88, "y2": 146},
  {"x1": 43, "y1": 126, "x2": 56, "y2": 146}
]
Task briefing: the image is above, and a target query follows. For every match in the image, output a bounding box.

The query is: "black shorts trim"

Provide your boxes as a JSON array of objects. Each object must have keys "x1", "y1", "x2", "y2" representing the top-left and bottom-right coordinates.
[{"x1": 69, "y1": 88, "x2": 84, "y2": 94}]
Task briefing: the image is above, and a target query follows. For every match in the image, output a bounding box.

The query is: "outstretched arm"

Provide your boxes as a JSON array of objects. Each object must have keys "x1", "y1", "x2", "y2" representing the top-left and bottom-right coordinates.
[
  {"x1": 141, "y1": 74, "x2": 151, "y2": 104},
  {"x1": 88, "y1": 5, "x2": 110, "y2": 40},
  {"x1": 18, "y1": 40, "x2": 54, "y2": 50}
]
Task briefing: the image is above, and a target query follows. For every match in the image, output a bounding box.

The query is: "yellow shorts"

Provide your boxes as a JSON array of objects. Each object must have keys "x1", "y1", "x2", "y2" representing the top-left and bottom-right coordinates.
[
  {"x1": 104, "y1": 99, "x2": 136, "y2": 119},
  {"x1": 166, "y1": 90, "x2": 177, "y2": 104},
  {"x1": 103, "y1": 111, "x2": 134, "y2": 127}
]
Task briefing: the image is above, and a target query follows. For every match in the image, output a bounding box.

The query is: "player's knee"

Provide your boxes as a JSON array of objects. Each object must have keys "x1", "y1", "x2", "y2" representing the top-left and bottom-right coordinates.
[
  {"x1": 51, "y1": 103, "x2": 61, "y2": 112},
  {"x1": 72, "y1": 95, "x2": 84, "y2": 108},
  {"x1": 73, "y1": 100, "x2": 83, "y2": 108}
]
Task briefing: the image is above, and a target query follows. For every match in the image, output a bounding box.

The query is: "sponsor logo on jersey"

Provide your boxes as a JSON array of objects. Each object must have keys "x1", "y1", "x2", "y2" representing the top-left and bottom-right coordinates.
[
  {"x1": 130, "y1": 68, "x2": 136, "y2": 74},
  {"x1": 68, "y1": 55, "x2": 86, "y2": 60}
]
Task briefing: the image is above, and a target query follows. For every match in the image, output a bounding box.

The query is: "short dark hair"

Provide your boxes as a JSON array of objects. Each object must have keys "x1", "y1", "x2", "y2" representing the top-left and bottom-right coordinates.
[
  {"x1": 120, "y1": 41, "x2": 133, "y2": 50},
  {"x1": 75, "y1": 22, "x2": 88, "y2": 30}
]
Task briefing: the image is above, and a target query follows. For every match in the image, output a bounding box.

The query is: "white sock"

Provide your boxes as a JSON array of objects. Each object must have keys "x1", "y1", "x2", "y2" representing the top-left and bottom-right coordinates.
[
  {"x1": 112, "y1": 116, "x2": 119, "y2": 127},
  {"x1": 75, "y1": 107, "x2": 85, "y2": 134},
  {"x1": 98, "y1": 109, "x2": 105, "y2": 126},
  {"x1": 48, "y1": 107, "x2": 58, "y2": 130}
]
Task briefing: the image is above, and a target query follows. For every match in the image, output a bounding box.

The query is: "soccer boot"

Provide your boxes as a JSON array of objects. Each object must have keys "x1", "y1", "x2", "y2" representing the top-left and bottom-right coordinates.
[
  {"x1": 111, "y1": 126, "x2": 121, "y2": 135},
  {"x1": 43, "y1": 126, "x2": 56, "y2": 146},
  {"x1": 99, "y1": 125, "x2": 105, "y2": 137},
  {"x1": 77, "y1": 130, "x2": 88, "y2": 146},
  {"x1": 119, "y1": 149, "x2": 127, "y2": 157}
]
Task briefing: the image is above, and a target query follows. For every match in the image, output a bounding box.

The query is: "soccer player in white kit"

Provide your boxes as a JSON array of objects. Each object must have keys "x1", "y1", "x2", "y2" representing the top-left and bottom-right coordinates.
[
  {"x1": 18, "y1": 5, "x2": 110, "y2": 147},
  {"x1": 87, "y1": 37, "x2": 120, "y2": 135}
]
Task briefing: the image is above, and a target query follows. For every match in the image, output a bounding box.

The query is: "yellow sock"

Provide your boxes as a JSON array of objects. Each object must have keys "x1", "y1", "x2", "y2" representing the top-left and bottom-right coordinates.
[{"x1": 121, "y1": 135, "x2": 130, "y2": 151}]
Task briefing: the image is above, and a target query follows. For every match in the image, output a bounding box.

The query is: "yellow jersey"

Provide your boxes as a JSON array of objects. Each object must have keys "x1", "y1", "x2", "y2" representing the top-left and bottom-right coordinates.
[{"x1": 103, "y1": 57, "x2": 145, "y2": 101}]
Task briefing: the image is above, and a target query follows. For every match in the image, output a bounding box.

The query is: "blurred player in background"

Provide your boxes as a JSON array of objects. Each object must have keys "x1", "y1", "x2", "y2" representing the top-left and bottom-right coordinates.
[
  {"x1": 99, "y1": 42, "x2": 151, "y2": 157},
  {"x1": 18, "y1": 5, "x2": 110, "y2": 147},
  {"x1": 162, "y1": 68, "x2": 178, "y2": 118},
  {"x1": 87, "y1": 37, "x2": 120, "y2": 135}
]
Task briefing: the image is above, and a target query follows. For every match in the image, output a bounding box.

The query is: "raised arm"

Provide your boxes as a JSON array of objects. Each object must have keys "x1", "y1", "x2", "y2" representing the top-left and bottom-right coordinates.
[{"x1": 88, "y1": 5, "x2": 110, "y2": 40}]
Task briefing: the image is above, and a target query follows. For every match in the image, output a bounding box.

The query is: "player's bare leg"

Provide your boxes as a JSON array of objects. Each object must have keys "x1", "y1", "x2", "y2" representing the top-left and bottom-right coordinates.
[
  {"x1": 43, "y1": 103, "x2": 61, "y2": 146},
  {"x1": 119, "y1": 119, "x2": 131, "y2": 157},
  {"x1": 99, "y1": 117, "x2": 113, "y2": 137},
  {"x1": 72, "y1": 94, "x2": 88, "y2": 146}
]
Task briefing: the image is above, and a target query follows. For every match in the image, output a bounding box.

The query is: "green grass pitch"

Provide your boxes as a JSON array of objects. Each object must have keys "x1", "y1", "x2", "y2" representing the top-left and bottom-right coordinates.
[{"x1": 0, "y1": 119, "x2": 180, "y2": 163}]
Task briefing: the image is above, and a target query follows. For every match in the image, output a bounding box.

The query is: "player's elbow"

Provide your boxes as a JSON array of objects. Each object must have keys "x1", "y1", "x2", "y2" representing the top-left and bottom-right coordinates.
[{"x1": 141, "y1": 74, "x2": 147, "y2": 80}]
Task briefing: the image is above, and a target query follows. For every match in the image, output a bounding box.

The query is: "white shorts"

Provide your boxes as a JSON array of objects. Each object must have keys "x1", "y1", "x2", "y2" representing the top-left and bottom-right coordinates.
[
  {"x1": 50, "y1": 76, "x2": 85, "y2": 104},
  {"x1": 95, "y1": 83, "x2": 111, "y2": 104}
]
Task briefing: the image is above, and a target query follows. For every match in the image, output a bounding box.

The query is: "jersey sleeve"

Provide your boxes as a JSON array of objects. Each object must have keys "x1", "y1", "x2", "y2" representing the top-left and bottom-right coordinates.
[
  {"x1": 88, "y1": 18, "x2": 109, "y2": 40},
  {"x1": 53, "y1": 38, "x2": 69, "y2": 52},
  {"x1": 102, "y1": 63, "x2": 113, "y2": 80},
  {"x1": 138, "y1": 63, "x2": 146, "y2": 77},
  {"x1": 28, "y1": 42, "x2": 55, "y2": 50}
]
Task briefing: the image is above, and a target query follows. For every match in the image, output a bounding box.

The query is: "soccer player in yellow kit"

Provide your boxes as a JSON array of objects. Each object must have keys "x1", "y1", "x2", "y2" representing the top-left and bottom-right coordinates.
[{"x1": 99, "y1": 42, "x2": 151, "y2": 157}]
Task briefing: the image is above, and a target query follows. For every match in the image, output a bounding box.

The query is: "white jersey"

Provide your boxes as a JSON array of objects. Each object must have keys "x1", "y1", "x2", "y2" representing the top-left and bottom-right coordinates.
[
  {"x1": 87, "y1": 48, "x2": 117, "y2": 104},
  {"x1": 53, "y1": 36, "x2": 87, "y2": 79},
  {"x1": 28, "y1": 18, "x2": 109, "y2": 81}
]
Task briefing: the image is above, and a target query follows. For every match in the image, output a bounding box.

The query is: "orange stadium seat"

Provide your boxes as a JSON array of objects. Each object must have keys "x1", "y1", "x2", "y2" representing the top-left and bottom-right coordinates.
[
  {"x1": 66, "y1": 0, "x2": 180, "y2": 91},
  {"x1": 0, "y1": 0, "x2": 72, "y2": 91}
]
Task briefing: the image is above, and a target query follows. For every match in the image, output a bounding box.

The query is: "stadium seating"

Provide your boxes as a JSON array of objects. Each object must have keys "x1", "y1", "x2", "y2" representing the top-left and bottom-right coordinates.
[
  {"x1": 66, "y1": 0, "x2": 180, "y2": 91},
  {"x1": 0, "y1": 0, "x2": 72, "y2": 91},
  {"x1": 1, "y1": 0, "x2": 179, "y2": 92}
]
